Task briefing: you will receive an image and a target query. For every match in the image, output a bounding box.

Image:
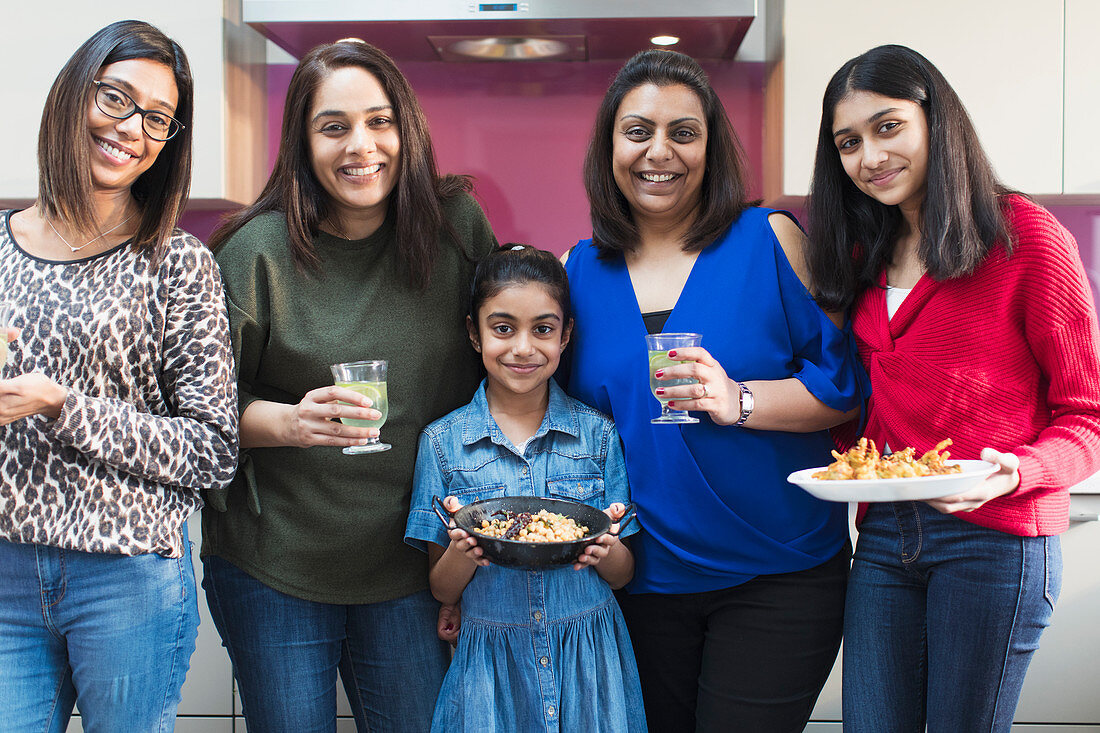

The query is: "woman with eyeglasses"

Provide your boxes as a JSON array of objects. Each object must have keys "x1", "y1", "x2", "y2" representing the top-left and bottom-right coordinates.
[{"x1": 0, "y1": 20, "x2": 237, "y2": 732}]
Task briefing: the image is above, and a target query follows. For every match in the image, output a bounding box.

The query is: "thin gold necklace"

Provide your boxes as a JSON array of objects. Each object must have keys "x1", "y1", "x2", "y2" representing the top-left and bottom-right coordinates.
[
  {"x1": 44, "y1": 210, "x2": 137, "y2": 253},
  {"x1": 327, "y1": 219, "x2": 353, "y2": 241}
]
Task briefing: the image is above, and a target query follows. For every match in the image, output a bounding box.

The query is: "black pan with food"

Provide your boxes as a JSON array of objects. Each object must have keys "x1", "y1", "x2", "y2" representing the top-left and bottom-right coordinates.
[{"x1": 432, "y1": 495, "x2": 636, "y2": 569}]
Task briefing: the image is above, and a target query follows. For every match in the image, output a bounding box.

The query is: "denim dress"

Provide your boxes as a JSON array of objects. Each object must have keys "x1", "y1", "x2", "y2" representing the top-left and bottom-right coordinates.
[{"x1": 406, "y1": 380, "x2": 646, "y2": 733}]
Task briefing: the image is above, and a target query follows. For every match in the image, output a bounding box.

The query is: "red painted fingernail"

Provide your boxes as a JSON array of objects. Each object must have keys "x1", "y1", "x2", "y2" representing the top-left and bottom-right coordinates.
[
  {"x1": 667, "y1": 401, "x2": 675, "y2": 407},
  {"x1": 655, "y1": 388, "x2": 665, "y2": 396},
  {"x1": 654, "y1": 370, "x2": 664, "y2": 378},
  {"x1": 668, "y1": 350, "x2": 677, "y2": 357}
]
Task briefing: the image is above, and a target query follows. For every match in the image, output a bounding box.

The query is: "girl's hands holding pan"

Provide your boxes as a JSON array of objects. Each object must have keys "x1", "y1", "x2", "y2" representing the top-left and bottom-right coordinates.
[
  {"x1": 443, "y1": 495, "x2": 489, "y2": 567},
  {"x1": 572, "y1": 502, "x2": 627, "y2": 571}
]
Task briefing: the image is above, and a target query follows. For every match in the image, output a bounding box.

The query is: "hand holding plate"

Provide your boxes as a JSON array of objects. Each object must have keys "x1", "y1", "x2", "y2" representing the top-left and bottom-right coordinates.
[{"x1": 924, "y1": 448, "x2": 1020, "y2": 514}]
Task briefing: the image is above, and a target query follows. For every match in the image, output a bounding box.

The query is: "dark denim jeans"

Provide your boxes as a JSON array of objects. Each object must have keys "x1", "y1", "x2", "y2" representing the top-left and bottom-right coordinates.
[
  {"x1": 202, "y1": 554, "x2": 449, "y2": 733},
  {"x1": 843, "y1": 501, "x2": 1061, "y2": 732},
  {"x1": 0, "y1": 537, "x2": 199, "y2": 733}
]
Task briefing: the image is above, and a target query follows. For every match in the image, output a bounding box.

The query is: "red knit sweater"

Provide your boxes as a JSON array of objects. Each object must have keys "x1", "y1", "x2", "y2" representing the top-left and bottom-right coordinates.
[{"x1": 850, "y1": 196, "x2": 1100, "y2": 536}]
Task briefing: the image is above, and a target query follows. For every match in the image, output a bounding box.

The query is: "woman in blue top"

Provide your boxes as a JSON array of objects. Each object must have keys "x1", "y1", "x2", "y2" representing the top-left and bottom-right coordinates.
[
  {"x1": 406, "y1": 244, "x2": 645, "y2": 732},
  {"x1": 562, "y1": 50, "x2": 870, "y2": 732}
]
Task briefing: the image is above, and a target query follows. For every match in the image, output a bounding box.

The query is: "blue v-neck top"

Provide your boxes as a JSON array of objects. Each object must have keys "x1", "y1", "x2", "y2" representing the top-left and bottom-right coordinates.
[{"x1": 563, "y1": 207, "x2": 870, "y2": 593}]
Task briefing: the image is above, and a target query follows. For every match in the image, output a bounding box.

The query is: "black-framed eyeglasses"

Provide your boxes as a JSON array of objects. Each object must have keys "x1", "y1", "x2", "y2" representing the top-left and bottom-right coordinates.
[{"x1": 92, "y1": 80, "x2": 184, "y2": 142}]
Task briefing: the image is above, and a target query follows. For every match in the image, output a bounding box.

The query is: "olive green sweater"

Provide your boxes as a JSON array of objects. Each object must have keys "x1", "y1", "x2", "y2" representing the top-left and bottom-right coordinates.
[{"x1": 202, "y1": 193, "x2": 496, "y2": 603}]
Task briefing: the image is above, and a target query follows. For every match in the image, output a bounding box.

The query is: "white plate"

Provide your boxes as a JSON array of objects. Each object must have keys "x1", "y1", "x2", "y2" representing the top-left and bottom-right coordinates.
[{"x1": 787, "y1": 460, "x2": 999, "y2": 502}]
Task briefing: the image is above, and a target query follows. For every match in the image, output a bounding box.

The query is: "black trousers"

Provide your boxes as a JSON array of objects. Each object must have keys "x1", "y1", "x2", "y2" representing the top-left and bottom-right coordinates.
[{"x1": 616, "y1": 541, "x2": 850, "y2": 733}]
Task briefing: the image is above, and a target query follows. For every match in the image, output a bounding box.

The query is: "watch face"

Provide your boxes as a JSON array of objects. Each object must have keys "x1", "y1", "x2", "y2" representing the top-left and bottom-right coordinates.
[{"x1": 735, "y1": 382, "x2": 753, "y2": 425}]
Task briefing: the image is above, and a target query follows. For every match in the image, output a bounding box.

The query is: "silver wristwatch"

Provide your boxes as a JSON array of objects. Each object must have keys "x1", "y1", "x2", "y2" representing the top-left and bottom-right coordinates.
[{"x1": 734, "y1": 381, "x2": 754, "y2": 426}]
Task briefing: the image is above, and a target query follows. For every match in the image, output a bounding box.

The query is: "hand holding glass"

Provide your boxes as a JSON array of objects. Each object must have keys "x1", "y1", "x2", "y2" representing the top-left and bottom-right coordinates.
[
  {"x1": 330, "y1": 360, "x2": 391, "y2": 454},
  {"x1": 0, "y1": 301, "x2": 15, "y2": 371},
  {"x1": 645, "y1": 333, "x2": 702, "y2": 424}
]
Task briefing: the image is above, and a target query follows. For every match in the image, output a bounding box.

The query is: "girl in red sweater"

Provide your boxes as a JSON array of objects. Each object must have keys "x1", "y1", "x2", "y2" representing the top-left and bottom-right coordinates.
[{"x1": 805, "y1": 44, "x2": 1100, "y2": 732}]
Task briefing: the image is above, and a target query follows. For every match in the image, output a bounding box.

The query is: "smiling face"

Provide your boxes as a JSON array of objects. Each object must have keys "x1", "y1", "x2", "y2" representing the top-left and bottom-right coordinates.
[
  {"x1": 831, "y1": 90, "x2": 930, "y2": 215},
  {"x1": 468, "y1": 282, "x2": 572, "y2": 402},
  {"x1": 308, "y1": 66, "x2": 401, "y2": 231},
  {"x1": 87, "y1": 58, "x2": 178, "y2": 194},
  {"x1": 612, "y1": 82, "x2": 707, "y2": 226}
]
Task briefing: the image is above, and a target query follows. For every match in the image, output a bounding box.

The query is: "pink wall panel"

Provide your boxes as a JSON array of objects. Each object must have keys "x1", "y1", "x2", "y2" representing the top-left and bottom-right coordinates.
[{"x1": 180, "y1": 60, "x2": 1099, "y2": 294}]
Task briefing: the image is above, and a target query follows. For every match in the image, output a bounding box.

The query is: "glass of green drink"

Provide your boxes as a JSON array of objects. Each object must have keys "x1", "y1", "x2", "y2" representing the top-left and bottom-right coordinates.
[
  {"x1": 645, "y1": 333, "x2": 702, "y2": 424},
  {"x1": 330, "y1": 360, "x2": 391, "y2": 454},
  {"x1": 0, "y1": 300, "x2": 14, "y2": 372}
]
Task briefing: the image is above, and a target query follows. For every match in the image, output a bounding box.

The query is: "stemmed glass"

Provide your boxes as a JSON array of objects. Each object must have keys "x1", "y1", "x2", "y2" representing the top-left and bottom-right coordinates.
[
  {"x1": 330, "y1": 360, "x2": 391, "y2": 454},
  {"x1": 0, "y1": 301, "x2": 14, "y2": 371},
  {"x1": 645, "y1": 333, "x2": 702, "y2": 424}
]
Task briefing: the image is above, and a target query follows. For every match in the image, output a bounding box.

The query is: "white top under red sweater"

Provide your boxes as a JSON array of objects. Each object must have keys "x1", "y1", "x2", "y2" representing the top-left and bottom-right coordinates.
[{"x1": 850, "y1": 196, "x2": 1100, "y2": 536}]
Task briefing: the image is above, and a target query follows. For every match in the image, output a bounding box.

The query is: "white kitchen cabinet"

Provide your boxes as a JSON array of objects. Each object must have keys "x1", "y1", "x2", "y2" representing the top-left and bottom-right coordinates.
[
  {"x1": 765, "y1": 0, "x2": 1065, "y2": 202},
  {"x1": 1063, "y1": 0, "x2": 1100, "y2": 196},
  {"x1": 179, "y1": 514, "x2": 235, "y2": 717},
  {"x1": 0, "y1": 1, "x2": 266, "y2": 207}
]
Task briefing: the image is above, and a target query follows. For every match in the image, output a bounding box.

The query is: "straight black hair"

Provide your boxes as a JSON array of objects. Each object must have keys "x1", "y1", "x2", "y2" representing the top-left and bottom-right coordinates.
[
  {"x1": 584, "y1": 49, "x2": 753, "y2": 258},
  {"x1": 209, "y1": 39, "x2": 469, "y2": 287},
  {"x1": 806, "y1": 44, "x2": 1013, "y2": 311},
  {"x1": 38, "y1": 20, "x2": 194, "y2": 258},
  {"x1": 469, "y1": 244, "x2": 572, "y2": 326}
]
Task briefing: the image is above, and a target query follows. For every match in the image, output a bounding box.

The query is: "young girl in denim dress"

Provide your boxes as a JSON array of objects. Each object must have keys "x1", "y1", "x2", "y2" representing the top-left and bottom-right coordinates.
[{"x1": 405, "y1": 245, "x2": 646, "y2": 732}]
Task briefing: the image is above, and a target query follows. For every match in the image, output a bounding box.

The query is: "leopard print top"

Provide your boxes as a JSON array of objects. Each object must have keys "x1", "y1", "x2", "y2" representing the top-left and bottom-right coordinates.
[{"x1": 0, "y1": 211, "x2": 238, "y2": 557}]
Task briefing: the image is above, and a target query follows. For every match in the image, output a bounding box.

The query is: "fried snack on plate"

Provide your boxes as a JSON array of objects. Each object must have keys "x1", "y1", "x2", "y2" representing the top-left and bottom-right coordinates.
[{"x1": 812, "y1": 438, "x2": 963, "y2": 480}]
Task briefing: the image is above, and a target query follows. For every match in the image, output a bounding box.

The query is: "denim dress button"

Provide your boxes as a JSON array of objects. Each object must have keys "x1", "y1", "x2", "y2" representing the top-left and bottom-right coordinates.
[
  {"x1": 547, "y1": 705, "x2": 556, "y2": 717},
  {"x1": 540, "y1": 656, "x2": 549, "y2": 666},
  {"x1": 532, "y1": 610, "x2": 542, "y2": 621}
]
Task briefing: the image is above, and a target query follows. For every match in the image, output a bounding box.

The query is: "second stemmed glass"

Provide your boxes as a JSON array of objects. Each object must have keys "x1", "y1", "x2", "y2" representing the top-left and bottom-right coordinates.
[
  {"x1": 645, "y1": 333, "x2": 702, "y2": 424},
  {"x1": 330, "y1": 360, "x2": 391, "y2": 454}
]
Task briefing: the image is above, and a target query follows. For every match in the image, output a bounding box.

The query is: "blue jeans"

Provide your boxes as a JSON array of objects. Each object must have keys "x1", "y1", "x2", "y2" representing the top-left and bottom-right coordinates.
[
  {"x1": 202, "y1": 555, "x2": 449, "y2": 733},
  {"x1": 842, "y1": 501, "x2": 1061, "y2": 732},
  {"x1": 0, "y1": 537, "x2": 199, "y2": 733}
]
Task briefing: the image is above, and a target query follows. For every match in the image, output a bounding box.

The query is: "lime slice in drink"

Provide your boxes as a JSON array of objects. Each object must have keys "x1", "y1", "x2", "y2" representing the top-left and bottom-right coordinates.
[{"x1": 355, "y1": 382, "x2": 383, "y2": 407}]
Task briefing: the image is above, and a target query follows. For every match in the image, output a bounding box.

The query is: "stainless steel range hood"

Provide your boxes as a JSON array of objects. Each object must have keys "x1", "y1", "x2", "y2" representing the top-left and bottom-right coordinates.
[{"x1": 243, "y1": 0, "x2": 757, "y2": 62}]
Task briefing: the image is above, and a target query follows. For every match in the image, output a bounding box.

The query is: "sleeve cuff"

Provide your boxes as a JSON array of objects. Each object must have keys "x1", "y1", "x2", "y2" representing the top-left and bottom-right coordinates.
[
  {"x1": 1015, "y1": 452, "x2": 1055, "y2": 496},
  {"x1": 405, "y1": 508, "x2": 451, "y2": 553},
  {"x1": 48, "y1": 389, "x2": 88, "y2": 446}
]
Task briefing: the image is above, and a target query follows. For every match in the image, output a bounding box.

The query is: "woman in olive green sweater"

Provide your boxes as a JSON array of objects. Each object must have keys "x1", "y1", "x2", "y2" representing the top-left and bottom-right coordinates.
[{"x1": 200, "y1": 40, "x2": 496, "y2": 732}]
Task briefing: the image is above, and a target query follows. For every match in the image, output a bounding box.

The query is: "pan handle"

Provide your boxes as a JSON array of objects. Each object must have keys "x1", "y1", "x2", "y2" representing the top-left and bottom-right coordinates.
[
  {"x1": 608, "y1": 502, "x2": 637, "y2": 538},
  {"x1": 432, "y1": 495, "x2": 455, "y2": 531}
]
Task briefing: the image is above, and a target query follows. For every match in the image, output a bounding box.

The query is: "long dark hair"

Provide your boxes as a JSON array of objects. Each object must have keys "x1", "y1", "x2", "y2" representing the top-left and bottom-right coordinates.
[
  {"x1": 209, "y1": 39, "x2": 469, "y2": 288},
  {"x1": 37, "y1": 20, "x2": 193, "y2": 258},
  {"x1": 806, "y1": 44, "x2": 1013, "y2": 311},
  {"x1": 584, "y1": 49, "x2": 753, "y2": 257},
  {"x1": 469, "y1": 244, "x2": 571, "y2": 326}
]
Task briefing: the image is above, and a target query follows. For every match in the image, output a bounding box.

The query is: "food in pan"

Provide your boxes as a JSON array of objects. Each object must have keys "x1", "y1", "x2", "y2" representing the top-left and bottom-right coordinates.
[
  {"x1": 476, "y1": 508, "x2": 590, "y2": 543},
  {"x1": 812, "y1": 438, "x2": 963, "y2": 480}
]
